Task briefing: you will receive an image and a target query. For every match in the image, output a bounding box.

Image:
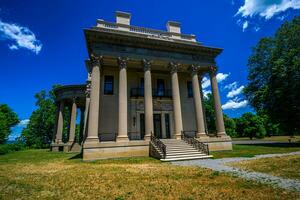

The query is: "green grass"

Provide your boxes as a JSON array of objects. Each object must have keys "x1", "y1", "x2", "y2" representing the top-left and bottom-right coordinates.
[
  {"x1": 232, "y1": 135, "x2": 300, "y2": 142},
  {"x1": 211, "y1": 144, "x2": 300, "y2": 158},
  {"x1": 0, "y1": 149, "x2": 299, "y2": 199},
  {"x1": 229, "y1": 155, "x2": 300, "y2": 180}
]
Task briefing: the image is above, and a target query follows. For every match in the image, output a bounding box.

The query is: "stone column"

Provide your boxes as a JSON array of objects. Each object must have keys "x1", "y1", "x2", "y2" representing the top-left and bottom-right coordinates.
[
  {"x1": 210, "y1": 67, "x2": 226, "y2": 136},
  {"x1": 86, "y1": 55, "x2": 101, "y2": 143},
  {"x1": 143, "y1": 59, "x2": 153, "y2": 140},
  {"x1": 68, "y1": 98, "x2": 77, "y2": 143},
  {"x1": 169, "y1": 62, "x2": 183, "y2": 139},
  {"x1": 55, "y1": 101, "x2": 64, "y2": 143},
  {"x1": 199, "y1": 74, "x2": 209, "y2": 135},
  {"x1": 117, "y1": 57, "x2": 129, "y2": 142},
  {"x1": 190, "y1": 65, "x2": 206, "y2": 138}
]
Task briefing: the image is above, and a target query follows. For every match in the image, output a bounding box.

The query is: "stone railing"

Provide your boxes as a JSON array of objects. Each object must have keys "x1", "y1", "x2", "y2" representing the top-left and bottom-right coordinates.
[
  {"x1": 150, "y1": 132, "x2": 166, "y2": 159},
  {"x1": 96, "y1": 20, "x2": 197, "y2": 43}
]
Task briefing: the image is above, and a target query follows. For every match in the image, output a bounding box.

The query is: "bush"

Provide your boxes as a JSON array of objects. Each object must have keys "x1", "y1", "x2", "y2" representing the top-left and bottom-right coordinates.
[{"x1": 0, "y1": 143, "x2": 26, "y2": 155}]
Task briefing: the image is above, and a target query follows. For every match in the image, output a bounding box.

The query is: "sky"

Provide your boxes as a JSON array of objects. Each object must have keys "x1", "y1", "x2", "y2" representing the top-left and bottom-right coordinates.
[{"x1": 1, "y1": 0, "x2": 300, "y2": 140}]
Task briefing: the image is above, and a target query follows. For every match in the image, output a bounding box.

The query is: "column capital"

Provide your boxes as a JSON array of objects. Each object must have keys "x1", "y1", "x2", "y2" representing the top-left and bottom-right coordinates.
[
  {"x1": 209, "y1": 66, "x2": 218, "y2": 76},
  {"x1": 169, "y1": 62, "x2": 181, "y2": 74},
  {"x1": 90, "y1": 54, "x2": 103, "y2": 67},
  {"x1": 142, "y1": 59, "x2": 152, "y2": 71},
  {"x1": 118, "y1": 57, "x2": 129, "y2": 69},
  {"x1": 189, "y1": 64, "x2": 199, "y2": 76}
]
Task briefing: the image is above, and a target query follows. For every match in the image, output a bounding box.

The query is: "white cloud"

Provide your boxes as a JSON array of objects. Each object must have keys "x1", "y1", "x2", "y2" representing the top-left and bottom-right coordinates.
[
  {"x1": 254, "y1": 26, "x2": 261, "y2": 32},
  {"x1": 216, "y1": 73, "x2": 229, "y2": 82},
  {"x1": 242, "y1": 21, "x2": 249, "y2": 31},
  {"x1": 18, "y1": 119, "x2": 30, "y2": 126},
  {"x1": 236, "y1": 0, "x2": 300, "y2": 20},
  {"x1": 222, "y1": 99, "x2": 248, "y2": 110},
  {"x1": 201, "y1": 73, "x2": 230, "y2": 89},
  {"x1": 0, "y1": 20, "x2": 42, "y2": 54},
  {"x1": 224, "y1": 82, "x2": 238, "y2": 90},
  {"x1": 227, "y1": 85, "x2": 245, "y2": 98}
]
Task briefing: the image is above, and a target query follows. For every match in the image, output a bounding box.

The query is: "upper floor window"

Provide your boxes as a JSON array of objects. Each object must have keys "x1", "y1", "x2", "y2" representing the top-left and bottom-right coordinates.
[
  {"x1": 157, "y1": 79, "x2": 165, "y2": 96},
  {"x1": 187, "y1": 81, "x2": 193, "y2": 98},
  {"x1": 104, "y1": 76, "x2": 114, "y2": 95}
]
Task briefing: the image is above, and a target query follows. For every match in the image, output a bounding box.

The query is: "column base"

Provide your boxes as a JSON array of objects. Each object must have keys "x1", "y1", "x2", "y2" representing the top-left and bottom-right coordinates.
[
  {"x1": 84, "y1": 136, "x2": 99, "y2": 144},
  {"x1": 196, "y1": 133, "x2": 209, "y2": 138},
  {"x1": 144, "y1": 134, "x2": 151, "y2": 141},
  {"x1": 116, "y1": 135, "x2": 129, "y2": 142},
  {"x1": 54, "y1": 139, "x2": 62, "y2": 144},
  {"x1": 217, "y1": 132, "x2": 227, "y2": 137},
  {"x1": 175, "y1": 133, "x2": 182, "y2": 139}
]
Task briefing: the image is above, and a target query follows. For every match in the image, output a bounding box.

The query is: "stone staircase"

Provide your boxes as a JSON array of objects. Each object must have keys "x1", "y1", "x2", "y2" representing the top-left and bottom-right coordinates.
[{"x1": 157, "y1": 139, "x2": 213, "y2": 162}]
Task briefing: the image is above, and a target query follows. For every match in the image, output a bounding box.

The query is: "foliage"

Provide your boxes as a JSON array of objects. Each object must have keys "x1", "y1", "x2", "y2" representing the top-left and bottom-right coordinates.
[
  {"x1": 223, "y1": 114, "x2": 237, "y2": 137},
  {"x1": 244, "y1": 17, "x2": 300, "y2": 135},
  {"x1": 235, "y1": 112, "x2": 266, "y2": 139},
  {"x1": 0, "y1": 104, "x2": 19, "y2": 144},
  {"x1": 0, "y1": 142, "x2": 26, "y2": 155},
  {"x1": 21, "y1": 86, "x2": 59, "y2": 148}
]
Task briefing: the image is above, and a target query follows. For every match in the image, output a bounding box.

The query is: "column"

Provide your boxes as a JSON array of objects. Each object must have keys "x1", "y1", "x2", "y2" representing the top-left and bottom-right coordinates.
[
  {"x1": 143, "y1": 59, "x2": 153, "y2": 140},
  {"x1": 68, "y1": 98, "x2": 77, "y2": 143},
  {"x1": 199, "y1": 74, "x2": 209, "y2": 135},
  {"x1": 169, "y1": 62, "x2": 183, "y2": 139},
  {"x1": 55, "y1": 101, "x2": 64, "y2": 143},
  {"x1": 210, "y1": 67, "x2": 226, "y2": 136},
  {"x1": 117, "y1": 57, "x2": 129, "y2": 142},
  {"x1": 86, "y1": 55, "x2": 101, "y2": 143},
  {"x1": 190, "y1": 65, "x2": 206, "y2": 137}
]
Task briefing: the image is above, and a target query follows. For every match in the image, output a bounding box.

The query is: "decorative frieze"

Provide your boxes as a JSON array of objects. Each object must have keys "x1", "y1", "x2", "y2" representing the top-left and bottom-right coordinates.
[{"x1": 135, "y1": 100, "x2": 173, "y2": 111}]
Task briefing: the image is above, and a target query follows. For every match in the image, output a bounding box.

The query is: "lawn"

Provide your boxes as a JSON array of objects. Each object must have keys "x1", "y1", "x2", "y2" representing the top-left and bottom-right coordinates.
[
  {"x1": 211, "y1": 144, "x2": 300, "y2": 158},
  {"x1": 0, "y1": 149, "x2": 299, "y2": 200},
  {"x1": 232, "y1": 135, "x2": 300, "y2": 142},
  {"x1": 229, "y1": 155, "x2": 300, "y2": 181}
]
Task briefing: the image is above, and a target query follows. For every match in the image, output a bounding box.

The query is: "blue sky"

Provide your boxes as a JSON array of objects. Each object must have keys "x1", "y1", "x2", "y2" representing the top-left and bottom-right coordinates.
[{"x1": 1, "y1": 0, "x2": 300, "y2": 139}]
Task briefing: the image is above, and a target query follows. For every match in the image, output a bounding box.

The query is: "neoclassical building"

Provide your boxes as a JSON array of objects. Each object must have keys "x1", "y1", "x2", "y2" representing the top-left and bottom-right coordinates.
[{"x1": 51, "y1": 11, "x2": 232, "y2": 161}]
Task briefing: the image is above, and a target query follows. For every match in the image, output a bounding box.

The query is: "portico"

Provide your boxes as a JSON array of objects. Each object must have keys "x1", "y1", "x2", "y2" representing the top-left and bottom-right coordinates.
[{"x1": 51, "y1": 11, "x2": 232, "y2": 161}]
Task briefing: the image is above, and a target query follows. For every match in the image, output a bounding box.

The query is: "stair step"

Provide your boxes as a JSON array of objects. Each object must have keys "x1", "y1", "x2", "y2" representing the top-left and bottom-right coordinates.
[
  {"x1": 161, "y1": 155, "x2": 213, "y2": 162},
  {"x1": 166, "y1": 151, "x2": 205, "y2": 156},
  {"x1": 166, "y1": 154, "x2": 206, "y2": 158}
]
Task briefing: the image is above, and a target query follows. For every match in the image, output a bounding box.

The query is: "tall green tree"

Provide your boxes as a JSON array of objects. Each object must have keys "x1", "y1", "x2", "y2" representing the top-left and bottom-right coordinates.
[
  {"x1": 0, "y1": 104, "x2": 19, "y2": 144},
  {"x1": 21, "y1": 86, "x2": 58, "y2": 148},
  {"x1": 235, "y1": 112, "x2": 266, "y2": 139},
  {"x1": 245, "y1": 17, "x2": 300, "y2": 135}
]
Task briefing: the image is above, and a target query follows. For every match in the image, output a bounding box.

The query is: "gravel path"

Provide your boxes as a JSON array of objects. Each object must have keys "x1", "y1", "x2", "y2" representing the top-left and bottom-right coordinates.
[{"x1": 172, "y1": 151, "x2": 300, "y2": 191}]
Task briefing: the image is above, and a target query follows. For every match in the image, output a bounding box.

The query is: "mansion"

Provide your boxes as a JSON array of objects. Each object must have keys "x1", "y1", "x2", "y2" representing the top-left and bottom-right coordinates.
[{"x1": 51, "y1": 11, "x2": 232, "y2": 161}]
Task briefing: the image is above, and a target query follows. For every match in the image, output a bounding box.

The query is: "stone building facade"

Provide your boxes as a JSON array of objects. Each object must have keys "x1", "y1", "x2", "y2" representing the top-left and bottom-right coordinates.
[{"x1": 51, "y1": 11, "x2": 232, "y2": 161}]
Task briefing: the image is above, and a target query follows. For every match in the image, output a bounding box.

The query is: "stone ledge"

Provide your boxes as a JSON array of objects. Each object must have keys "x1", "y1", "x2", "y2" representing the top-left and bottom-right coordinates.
[{"x1": 83, "y1": 140, "x2": 149, "y2": 149}]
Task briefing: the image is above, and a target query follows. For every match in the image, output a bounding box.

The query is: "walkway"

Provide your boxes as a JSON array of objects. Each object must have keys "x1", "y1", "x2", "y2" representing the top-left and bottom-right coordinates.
[{"x1": 172, "y1": 151, "x2": 300, "y2": 191}]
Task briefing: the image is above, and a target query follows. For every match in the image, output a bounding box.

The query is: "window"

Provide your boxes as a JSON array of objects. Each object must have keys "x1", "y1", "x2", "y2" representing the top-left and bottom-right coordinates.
[
  {"x1": 104, "y1": 76, "x2": 114, "y2": 95},
  {"x1": 187, "y1": 81, "x2": 193, "y2": 98},
  {"x1": 157, "y1": 79, "x2": 165, "y2": 96}
]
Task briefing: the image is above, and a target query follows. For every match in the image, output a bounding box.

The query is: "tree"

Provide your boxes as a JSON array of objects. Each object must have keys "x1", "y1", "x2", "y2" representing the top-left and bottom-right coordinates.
[
  {"x1": 224, "y1": 115, "x2": 237, "y2": 137},
  {"x1": 235, "y1": 112, "x2": 266, "y2": 139},
  {"x1": 0, "y1": 104, "x2": 19, "y2": 144},
  {"x1": 244, "y1": 17, "x2": 300, "y2": 135},
  {"x1": 21, "y1": 86, "x2": 59, "y2": 148}
]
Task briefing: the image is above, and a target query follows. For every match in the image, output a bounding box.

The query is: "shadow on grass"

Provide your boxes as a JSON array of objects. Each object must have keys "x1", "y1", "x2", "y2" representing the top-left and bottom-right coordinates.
[{"x1": 69, "y1": 152, "x2": 83, "y2": 160}]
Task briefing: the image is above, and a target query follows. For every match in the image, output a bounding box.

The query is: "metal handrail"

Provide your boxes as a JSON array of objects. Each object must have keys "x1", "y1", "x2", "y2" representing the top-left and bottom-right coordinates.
[
  {"x1": 150, "y1": 132, "x2": 166, "y2": 159},
  {"x1": 181, "y1": 131, "x2": 209, "y2": 155}
]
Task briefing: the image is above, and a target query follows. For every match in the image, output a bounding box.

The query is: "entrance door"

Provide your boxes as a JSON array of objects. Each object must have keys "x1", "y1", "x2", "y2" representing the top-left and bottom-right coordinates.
[
  {"x1": 140, "y1": 114, "x2": 145, "y2": 139},
  {"x1": 153, "y1": 114, "x2": 162, "y2": 138},
  {"x1": 165, "y1": 113, "x2": 171, "y2": 139}
]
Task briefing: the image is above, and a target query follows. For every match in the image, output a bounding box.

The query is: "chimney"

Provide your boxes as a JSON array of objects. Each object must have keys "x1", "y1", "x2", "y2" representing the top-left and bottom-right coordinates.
[
  {"x1": 116, "y1": 11, "x2": 131, "y2": 25},
  {"x1": 166, "y1": 21, "x2": 181, "y2": 34}
]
